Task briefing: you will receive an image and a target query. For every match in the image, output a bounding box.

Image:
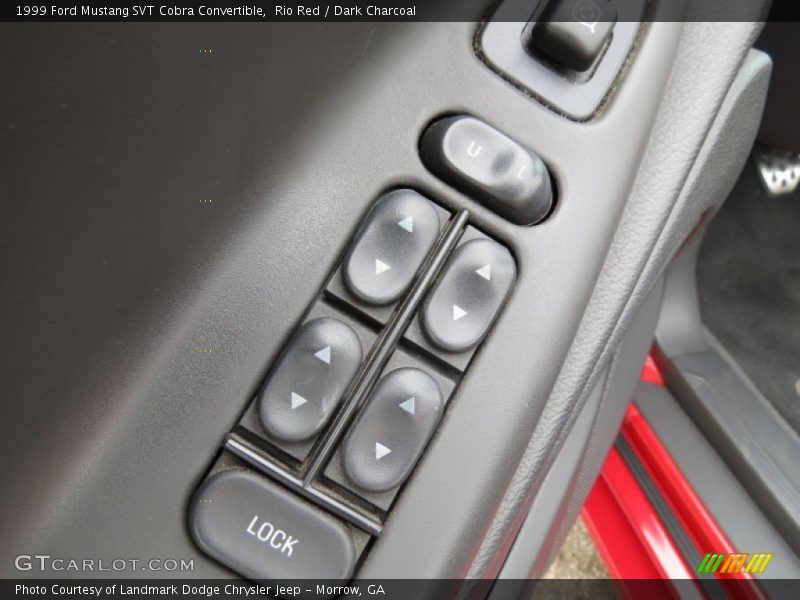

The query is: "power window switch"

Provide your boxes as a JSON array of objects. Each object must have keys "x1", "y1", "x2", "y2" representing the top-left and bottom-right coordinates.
[
  {"x1": 343, "y1": 368, "x2": 444, "y2": 493},
  {"x1": 259, "y1": 317, "x2": 362, "y2": 443},
  {"x1": 421, "y1": 238, "x2": 516, "y2": 353},
  {"x1": 526, "y1": 0, "x2": 618, "y2": 72},
  {"x1": 343, "y1": 189, "x2": 441, "y2": 306}
]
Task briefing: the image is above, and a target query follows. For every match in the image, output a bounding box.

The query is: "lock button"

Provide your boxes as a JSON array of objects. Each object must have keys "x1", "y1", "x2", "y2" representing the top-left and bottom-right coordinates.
[{"x1": 190, "y1": 469, "x2": 356, "y2": 586}]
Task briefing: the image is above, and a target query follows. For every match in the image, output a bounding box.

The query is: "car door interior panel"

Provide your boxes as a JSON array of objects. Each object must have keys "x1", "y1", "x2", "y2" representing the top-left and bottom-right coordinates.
[{"x1": 2, "y1": 0, "x2": 792, "y2": 592}]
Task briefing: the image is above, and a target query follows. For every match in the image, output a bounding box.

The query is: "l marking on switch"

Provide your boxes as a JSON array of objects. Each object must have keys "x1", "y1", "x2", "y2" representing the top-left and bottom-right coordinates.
[
  {"x1": 476, "y1": 264, "x2": 491, "y2": 281},
  {"x1": 375, "y1": 442, "x2": 392, "y2": 460},
  {"x1": 375, "y1": 259, "x2": 391, "y2": 275},
  {"x1": 453, "y1": 305, "x2": 468, "y2": 321}
]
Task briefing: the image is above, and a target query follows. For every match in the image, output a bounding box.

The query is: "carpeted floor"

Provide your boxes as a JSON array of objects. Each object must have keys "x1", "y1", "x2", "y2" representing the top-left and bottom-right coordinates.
[
  {"x1": 543, "y1": 518, "x2": 609, "y2": 579},
  {"x1": 697, "y1": 160, "x2": 800, "y2": 434}
]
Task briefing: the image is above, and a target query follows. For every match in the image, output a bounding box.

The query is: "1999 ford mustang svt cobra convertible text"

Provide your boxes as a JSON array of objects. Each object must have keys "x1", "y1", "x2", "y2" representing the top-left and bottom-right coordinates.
[{"x1": 2, "y1": 1, "x2": 800, "y2": 598}]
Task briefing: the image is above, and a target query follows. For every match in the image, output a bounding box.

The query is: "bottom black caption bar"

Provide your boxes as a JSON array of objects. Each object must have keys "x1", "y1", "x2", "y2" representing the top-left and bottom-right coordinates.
[{"x1": 7, "y1": 580, "x2": 800, "y2": 600}]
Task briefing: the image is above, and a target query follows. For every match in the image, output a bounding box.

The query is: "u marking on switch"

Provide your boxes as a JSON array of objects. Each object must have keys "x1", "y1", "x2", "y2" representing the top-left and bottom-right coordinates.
[{"x1": 466, "y1": 140, "x2": 482, "y2": 158}]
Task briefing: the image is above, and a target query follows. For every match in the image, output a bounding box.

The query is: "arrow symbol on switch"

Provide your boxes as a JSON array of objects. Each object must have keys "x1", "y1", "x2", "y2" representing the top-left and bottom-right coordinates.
[
  {"x1": 476, "y1": 264, "x2": 491, "y2": 281},
  {"x1": 290, "y1": 392, "x2": 308, "y2": 410},
  {"x1": 375, "y1": 442, "x2": 392, "y2": 460},
  {"x1": 375, "y1": 259, "x2": 391, "y2": 275},
  {"x1": 398, "y1": 397, "x2": 416, "y2": 415},
  {"x1": 453, "y1": 304, "x2": 468, "y2": 321},
  {"x1": 314, "y1": 346, "x2": 331, "y2": 364},
  {"x1": 397, "y1": 216, "x2": 414, "y2": 233}
]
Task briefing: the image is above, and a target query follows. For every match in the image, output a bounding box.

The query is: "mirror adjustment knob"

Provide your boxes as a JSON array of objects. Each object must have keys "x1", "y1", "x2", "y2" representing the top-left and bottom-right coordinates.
[
  {"x1": 259, "y1": 317, "x2": 362, "y2": 443},
  {"x1": 343, "y1": 189, "x2": 441, "y2": 305},
  {"x1": 190, "y1": 469, "x2": 356, "y2": 585},
  {"x1": 421, "y1": 238, "x2": 516, "y2": 353},
  {"x1": 343, "y1": 368, "x2": 444, "y2": 493},
  {"x1": 420, "y1": 116, "x2": 553, "y2": 225},
  {"x1": 526, "y1": 0, "x2": 618, "y2": 72}
]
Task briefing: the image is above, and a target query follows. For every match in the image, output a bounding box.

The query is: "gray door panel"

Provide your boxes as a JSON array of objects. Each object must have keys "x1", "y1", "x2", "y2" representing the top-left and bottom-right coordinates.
[{"x1": 0, "y1": 4, "x2": 771, "y2": 582}]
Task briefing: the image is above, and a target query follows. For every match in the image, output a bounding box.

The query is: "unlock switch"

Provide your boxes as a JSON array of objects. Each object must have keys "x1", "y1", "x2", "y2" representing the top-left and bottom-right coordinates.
[
  {"x1": 422, "y1": 238, "x2": 516, "y2": 353},
  {"x1": 420, "y1": 116, "x2": 553, "y2": 225}
]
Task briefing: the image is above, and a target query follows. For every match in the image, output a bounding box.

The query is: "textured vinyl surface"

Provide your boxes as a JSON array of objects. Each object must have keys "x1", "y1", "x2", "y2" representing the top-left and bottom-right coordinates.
[
  {"x1": 0, "y1": 11, "x2": 772, "y2": 585},
  {"x1": 474, "y1": 22, "x2": 771, "y2": 579},
  {"x1": 0, "y1": 17, "x2": 670, "y2": 578}
]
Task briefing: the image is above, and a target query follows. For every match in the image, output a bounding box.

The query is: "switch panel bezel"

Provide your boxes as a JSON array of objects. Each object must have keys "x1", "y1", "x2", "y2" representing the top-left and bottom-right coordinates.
[{"x1": 189, "y1": 187, "x2": 516, "y2": 584}]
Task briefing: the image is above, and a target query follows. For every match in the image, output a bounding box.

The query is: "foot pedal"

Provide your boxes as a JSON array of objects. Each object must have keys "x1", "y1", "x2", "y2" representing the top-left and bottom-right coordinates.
[{"x1": 753, "y1": 146, "x2": 800, "y2": 196}]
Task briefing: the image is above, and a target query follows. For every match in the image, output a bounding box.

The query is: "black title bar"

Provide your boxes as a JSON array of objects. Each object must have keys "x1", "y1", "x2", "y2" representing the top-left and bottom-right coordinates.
[{"x1": 1, "y1": 0, "x2": 799, "y2": 22}]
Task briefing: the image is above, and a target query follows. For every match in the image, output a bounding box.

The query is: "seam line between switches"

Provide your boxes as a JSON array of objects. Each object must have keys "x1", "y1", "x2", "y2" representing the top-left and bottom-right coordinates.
[{"x1": 301, "y1": 208, "x2": 469, "y2": 485}]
